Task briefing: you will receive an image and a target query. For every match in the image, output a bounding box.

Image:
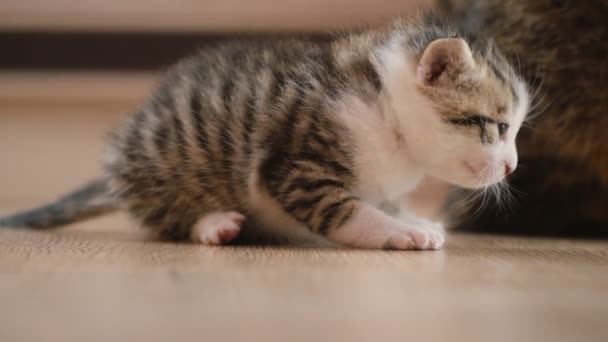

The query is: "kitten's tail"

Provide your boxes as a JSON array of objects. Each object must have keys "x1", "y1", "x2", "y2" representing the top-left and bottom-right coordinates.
[{"x1": 0, "y1": 178, "x2": 119, "y2": 229}]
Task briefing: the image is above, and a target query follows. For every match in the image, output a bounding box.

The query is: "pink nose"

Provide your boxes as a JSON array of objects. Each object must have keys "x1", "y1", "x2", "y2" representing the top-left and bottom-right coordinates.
[{"x1": 504, "y1": 162, "x2": 515, "y2": 176}]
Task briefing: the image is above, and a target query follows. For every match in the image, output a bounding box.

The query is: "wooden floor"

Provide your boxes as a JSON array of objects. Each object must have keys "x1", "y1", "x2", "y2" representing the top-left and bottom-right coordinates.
[{"x1": 1, "y1": 72, "x2": 607, "y2": 342}]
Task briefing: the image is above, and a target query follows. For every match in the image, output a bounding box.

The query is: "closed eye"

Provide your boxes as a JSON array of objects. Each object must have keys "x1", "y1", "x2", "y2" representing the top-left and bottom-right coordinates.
[
  {"x1": 448, "y1": 114, "x2": 495, "y2": 127},
  {"x1": 448, "y1": 115, "x2": 508, "y2": 132},
  {"x1": 447, "y1": 114, "x2": 510, "y2": 144}
]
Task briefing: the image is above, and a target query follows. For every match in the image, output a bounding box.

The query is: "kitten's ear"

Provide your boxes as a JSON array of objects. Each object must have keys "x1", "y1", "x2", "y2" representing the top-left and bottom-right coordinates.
[{"x1": 416, "y1": 38, "x2": 476, "y2": 86}]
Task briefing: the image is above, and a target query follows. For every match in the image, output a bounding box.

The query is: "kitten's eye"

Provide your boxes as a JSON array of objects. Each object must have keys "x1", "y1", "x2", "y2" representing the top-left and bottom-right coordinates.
[
  {"x1": 462, "y1": 115, "x2": 486, "y2": 126},
  {"x1": 467, "y1": 116, "x2": 484, "y2": 125},
  {"x1": 498, "y1": 123, "x2": 509, "y2": 136}
]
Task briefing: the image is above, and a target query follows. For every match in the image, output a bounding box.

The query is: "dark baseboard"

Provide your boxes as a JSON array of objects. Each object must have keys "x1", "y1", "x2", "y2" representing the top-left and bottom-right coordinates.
[{"x1": 0, "y1": 31, "x2": 327, "y2": 71}]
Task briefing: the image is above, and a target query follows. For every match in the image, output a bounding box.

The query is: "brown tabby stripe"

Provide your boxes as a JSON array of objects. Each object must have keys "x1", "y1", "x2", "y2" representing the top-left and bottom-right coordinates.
[
  {"x1": 281, "y1": 178, "x2": 346, "y2": 197},
  {"x1": 317, "y1": 196, "x2": 358, "y2": 234},
  {"x1": 189, "y1": 88, "x2": 209, "y2": 154}
]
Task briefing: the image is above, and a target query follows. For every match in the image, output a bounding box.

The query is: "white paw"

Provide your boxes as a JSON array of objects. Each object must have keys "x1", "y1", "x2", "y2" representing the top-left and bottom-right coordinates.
[
  {"x1": 191, "y1": 211, "x2": 245, "y2": 245},
  {"x1": 386, "y1": 222, "x2": 445, "y2": 250}
]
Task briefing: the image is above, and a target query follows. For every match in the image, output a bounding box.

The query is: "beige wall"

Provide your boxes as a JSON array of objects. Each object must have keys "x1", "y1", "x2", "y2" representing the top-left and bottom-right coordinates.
[{"x1": 0, "y1": 0, "x2": 433, "y2": 32}]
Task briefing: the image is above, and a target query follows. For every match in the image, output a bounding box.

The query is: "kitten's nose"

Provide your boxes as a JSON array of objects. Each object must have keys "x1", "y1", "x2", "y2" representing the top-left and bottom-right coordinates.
[{"x1": 504, "y1": 162, "x2": 515, "y2": 176}]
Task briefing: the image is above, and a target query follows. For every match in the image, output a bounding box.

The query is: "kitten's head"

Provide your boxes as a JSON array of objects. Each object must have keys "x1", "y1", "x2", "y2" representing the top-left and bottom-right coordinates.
[{"x1": 409, "y1": 37, "x2": 529, "y2": 189}]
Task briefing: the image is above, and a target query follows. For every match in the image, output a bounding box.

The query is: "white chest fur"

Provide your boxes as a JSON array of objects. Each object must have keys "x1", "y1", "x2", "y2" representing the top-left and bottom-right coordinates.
[{"x1": 336, "y1": 95, "x2": 424, "y2": 206}]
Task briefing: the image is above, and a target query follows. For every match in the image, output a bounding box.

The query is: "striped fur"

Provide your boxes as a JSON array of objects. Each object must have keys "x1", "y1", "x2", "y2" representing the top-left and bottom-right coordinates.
[{"x1": 1, "y1": 16, "x2": 528, "y2": 248}]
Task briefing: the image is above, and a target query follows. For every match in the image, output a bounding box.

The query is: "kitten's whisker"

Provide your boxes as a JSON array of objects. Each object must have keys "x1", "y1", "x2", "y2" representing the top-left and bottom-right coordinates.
[{"x1": 515, "y1": 51, "x2": 523, "y2": 79}]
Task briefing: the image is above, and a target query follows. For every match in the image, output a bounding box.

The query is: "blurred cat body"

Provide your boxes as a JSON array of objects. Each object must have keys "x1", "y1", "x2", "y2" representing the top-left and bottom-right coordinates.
[{"x1": 440, "y1": 0, "x2": 608, "y2": 236}]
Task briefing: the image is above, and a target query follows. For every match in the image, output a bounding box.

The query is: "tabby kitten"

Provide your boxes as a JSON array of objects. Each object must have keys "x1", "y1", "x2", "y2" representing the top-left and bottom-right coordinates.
[
  {"x1": 439, "y1": 0, "x2": 608, "y2": 236},
  {"x1": 0, "y1": 17, "x2": 529, "y2": 249}
]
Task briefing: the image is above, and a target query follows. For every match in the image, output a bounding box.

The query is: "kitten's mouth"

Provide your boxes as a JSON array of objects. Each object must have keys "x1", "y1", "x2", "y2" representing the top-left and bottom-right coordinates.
[
  {"x1": 462, "y1": 161, "x2": 497, "y2": 187},
  {"x1": 462, "y1": 160, "x2": 505, "y2": 188},
  {"x1": 463, "y1": 161, "x2": 481, "y2": 177}
]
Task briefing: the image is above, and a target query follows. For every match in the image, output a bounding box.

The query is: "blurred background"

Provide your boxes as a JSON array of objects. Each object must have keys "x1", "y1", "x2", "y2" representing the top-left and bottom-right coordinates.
[{"x1": 1, "y1": 0, "x2": 432, "y2": 70}]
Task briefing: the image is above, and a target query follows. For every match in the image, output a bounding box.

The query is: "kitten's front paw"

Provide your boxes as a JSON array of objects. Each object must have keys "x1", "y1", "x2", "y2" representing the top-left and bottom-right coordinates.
[{"x1": 385, "y1": 223, "x2": 445, "y2": 250}]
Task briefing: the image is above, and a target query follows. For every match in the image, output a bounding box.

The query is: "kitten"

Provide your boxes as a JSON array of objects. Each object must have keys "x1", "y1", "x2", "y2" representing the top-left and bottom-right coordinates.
[
  {"x1": 439, "y1": 0, "x2": 608, "y2": 236},
  {"x1": 0, "y1": 17, "x2": 529, "y2": 249}
]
